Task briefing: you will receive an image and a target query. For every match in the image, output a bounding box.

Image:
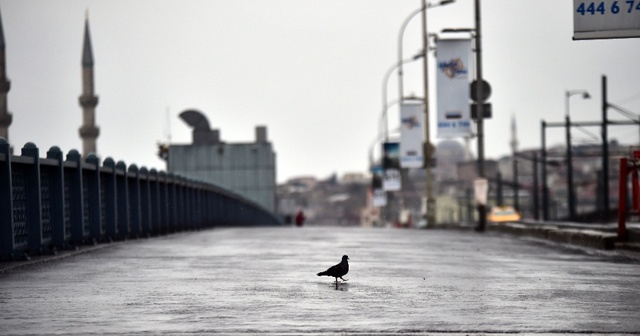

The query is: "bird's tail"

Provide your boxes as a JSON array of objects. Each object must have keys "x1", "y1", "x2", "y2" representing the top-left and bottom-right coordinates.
[{"x1": 317, "y1": 271, "x2": 327, "y2": 276}]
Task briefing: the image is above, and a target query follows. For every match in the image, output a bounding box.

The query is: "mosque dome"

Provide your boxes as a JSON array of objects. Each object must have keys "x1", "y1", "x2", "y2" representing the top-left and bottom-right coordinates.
[{"x1": 435, "y1": 140, "x2": 466, "y2": 164}]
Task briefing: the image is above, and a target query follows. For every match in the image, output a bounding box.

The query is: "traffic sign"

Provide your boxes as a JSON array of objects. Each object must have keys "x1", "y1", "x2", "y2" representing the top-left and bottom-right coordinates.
[
  {"x1": 470, "y1": 80, "x2": 492, "y2": 102},
  {"x1": 471, "y1": 103, "x2": 492, "y2": 119}
]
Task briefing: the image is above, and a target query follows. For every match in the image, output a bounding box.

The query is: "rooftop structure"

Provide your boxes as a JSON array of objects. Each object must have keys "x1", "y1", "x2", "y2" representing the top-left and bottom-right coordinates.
[{"x1": 167, "y1": 110, "x2": 277, "y2": 213}]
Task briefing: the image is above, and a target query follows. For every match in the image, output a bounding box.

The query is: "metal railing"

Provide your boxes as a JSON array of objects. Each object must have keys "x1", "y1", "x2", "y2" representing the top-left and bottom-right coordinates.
[{"x1": 0, "y1": 139, "x2": 281, "y2": 260}]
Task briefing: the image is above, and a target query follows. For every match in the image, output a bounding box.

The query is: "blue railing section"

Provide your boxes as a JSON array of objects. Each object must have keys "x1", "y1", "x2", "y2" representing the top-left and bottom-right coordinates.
[{"x1": 0, "y1": 140, "x2": 281, "y2": 260}]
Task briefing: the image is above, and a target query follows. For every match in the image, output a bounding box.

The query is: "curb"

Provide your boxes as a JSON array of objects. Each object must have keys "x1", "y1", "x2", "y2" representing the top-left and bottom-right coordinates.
[
  {"x1": 430, "y1": 221, "x2": 640, "y2": 263},
  {"x1": 488, "y1": 223, "x2": 619, "y2": 250},
  {"x1": 434, "y1": 221, "x2": 637, "y2": 254},
  {"x1": 0, "y1": 242, "x2": 120, "y2": 274}
]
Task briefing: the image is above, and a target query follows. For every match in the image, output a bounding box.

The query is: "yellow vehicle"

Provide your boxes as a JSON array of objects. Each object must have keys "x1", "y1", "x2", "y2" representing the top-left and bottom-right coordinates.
[{"x1": 487, "y1": 206, "x2": 521, "y2": 223}]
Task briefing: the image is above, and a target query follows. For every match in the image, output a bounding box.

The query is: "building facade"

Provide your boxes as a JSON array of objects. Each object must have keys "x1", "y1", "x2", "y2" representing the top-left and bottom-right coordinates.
[{"x1": 167, "y1": 110, "x2": 277, "y2": 213}]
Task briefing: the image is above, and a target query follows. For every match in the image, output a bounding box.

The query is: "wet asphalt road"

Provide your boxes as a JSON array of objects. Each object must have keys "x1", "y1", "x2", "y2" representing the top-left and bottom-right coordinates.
[{"x1": 0, "y1": 226, "x2": 639, "y2": 335}]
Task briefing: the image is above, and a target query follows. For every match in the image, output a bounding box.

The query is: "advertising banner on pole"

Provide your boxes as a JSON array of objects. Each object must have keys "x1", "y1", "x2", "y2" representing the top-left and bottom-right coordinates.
[
  {"x1": 382, "y1": 142, "x2": 401, "y2": 191},
  {"x1": 370, "y1": 165, "x2": 387, "y2": 207},
  {"x1": 372, "y1": 189, "x2": 387, "y2": 207},
  {"x1": 400, "y1": 103, "x2": 425, "y2": 168},
  {"x1": 474, "y1": 178, "x2": 488, "y2": 206},
  {"x1": 436, "y1": 38, "x2": 472, "y2": 139}
]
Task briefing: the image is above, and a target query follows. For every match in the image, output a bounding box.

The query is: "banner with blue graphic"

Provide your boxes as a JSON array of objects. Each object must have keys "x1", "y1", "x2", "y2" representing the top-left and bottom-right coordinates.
[
  {"x1": 370, "y1": 165, "x2": 387, "y2": 207},
  {"x1": 436, "y1": 38, "x2": 472, "y2": 139},
  {"x1": 382, "y1": 142, "x2": 401, "y2": 191},
  {"x1": 400, "y1": 103, "x2": 424, "y2": 168}
]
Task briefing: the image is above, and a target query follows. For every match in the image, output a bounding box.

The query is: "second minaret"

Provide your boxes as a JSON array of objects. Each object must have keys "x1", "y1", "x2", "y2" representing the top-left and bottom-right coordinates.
[{"x1": 78, "y1": 16, "x2": 99, "y2": 158}]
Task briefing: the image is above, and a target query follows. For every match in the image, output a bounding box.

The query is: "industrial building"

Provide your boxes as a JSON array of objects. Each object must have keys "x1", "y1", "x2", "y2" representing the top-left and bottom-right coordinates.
[{"x1": 167, "y1": 110, "x2": 277, "y2": 213}]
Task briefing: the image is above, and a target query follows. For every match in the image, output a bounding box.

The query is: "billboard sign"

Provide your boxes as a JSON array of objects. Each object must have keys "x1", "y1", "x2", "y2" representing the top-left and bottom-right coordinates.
[
  {"x1": 382, "y1": 142, "x2": 401, "y2": 191},
  {"x1": 372, "y1": 189, "x2": 387, "y2": 207},
  {"x1": 370, "y1": 165, "x2": 387, "y2": 207},
  {"x1": 573, "y1": 0, "x2": 640, "y2": 39},
  {"x1": 436, "y1": 39, "x2": 472, "y2": 139},
  {"x1": 474, "y1": 178, "x2": 488, "y2": 206},
  {"x1": 399, "y1": 103, "x2": 424, "y2": 168}
]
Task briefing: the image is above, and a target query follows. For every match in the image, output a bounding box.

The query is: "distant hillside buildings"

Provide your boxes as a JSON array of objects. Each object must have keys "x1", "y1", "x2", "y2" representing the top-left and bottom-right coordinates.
[{"x1": 277, "y1": 138, "x2": 633, "y2": 227}]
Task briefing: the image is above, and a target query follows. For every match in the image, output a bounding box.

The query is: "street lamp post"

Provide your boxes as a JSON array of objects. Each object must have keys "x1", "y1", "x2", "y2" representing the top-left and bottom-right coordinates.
[
  {"x1": 444, "y1": 18, "x2": 485, "y2": 230},
  {"x1": 421, "y1": 0, "x2": 437, "y2": 227},
  {"x1": 473, "y1": 0, "x2": 487, "y2": 232},
  {"x1": 541, "y1": 120, "x2": 549, "y2": 220},
  {"x1": 398, "y1": 0, "x2": 455, "y2": 102},
  {"x1": 396, "y1": 0, "x2": 454, "y2": 228},
  {"x1": 382, "y1": 54, "x2": 424, "y2": 141},
  {"x1": 565, "y1": 89, "x2": 590, "y2": 221}
]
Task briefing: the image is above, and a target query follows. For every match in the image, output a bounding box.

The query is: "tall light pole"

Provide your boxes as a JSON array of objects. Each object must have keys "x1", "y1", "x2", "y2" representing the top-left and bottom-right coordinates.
[
  {"x1": 473, "y1": 0, "x2": 487, "y2": 231},
  {"x1": 421, "y1": 0, "x2": 437, "y2": 227},
  {"x1": 444, "y1": 4, "x2": 486, "y2": 230},
  {"x1": 565, "y1": 89, "x2": 590, "y2": 221}
]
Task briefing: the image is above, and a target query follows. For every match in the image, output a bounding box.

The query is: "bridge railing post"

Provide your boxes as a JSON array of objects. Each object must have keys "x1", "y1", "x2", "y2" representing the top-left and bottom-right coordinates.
[
  {"x1": 157, "y1": 171, "x2": 168, "y2": 234},
  {"x1": 167, "y1": 173, "x2": 177, "y2": 232},
  {"x1": 22, "y1": 143, "x2": 44, "y2": 256},
  {"x1": 65, "y1": 150, "x2": 85, "y2": 247},
  {"x1": 188, "y1": 180, "x2": 195, "y2": 229},
  {"x1": 181, "y1": 179, "x2": 189, "y2": 231},
  {"x1": 102, "y1": 158, "x2": 117, "y2": 240},
  {"x1": 115, "y1": 161, "x2": 129, "y2": 239},
  {"x1": 0, "y1": 138, "x2": 14, "y2": 259},
  {"x1": 127, "y1": 165, "x2": 142, "y2": 237},
  {"x1": 205, "y1": 189, "x2": 212, "y2": 227},
  {"x1": 618, "y1": 157, "x2": 628, "y2": 241},
  {"x1": 46, "y1": 146, "x2": 66, "y2": 251},
  {"x1": 140, "y1": 167, "x2": 151, "y2": 236},
  {"x1": 85, "y1": 153, "x2": 102, "y2": 243},
  {"x1": 176, "y1": 176, "x2": 185, "y2": 231},
  {"x1": 183, "y1": 178, "x2": 190, "y2": 230}
]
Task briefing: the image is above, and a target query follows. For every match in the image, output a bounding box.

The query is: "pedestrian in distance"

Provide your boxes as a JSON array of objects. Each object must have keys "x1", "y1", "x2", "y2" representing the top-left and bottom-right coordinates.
[{"x1": 295, "y1": 210, "x2": 306, "y2": 227}]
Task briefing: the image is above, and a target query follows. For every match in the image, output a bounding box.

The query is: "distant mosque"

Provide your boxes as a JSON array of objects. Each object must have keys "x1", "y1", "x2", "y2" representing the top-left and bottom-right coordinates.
[
  {"x1": 0, "y1": 7, "x2": 12, "y2": 143},
  {"x1": 0, "y1": 7, "x2": 277, "y2": 213},
  {"x1": 0, "y1": 9, "x2": 99, "y2": 158}
]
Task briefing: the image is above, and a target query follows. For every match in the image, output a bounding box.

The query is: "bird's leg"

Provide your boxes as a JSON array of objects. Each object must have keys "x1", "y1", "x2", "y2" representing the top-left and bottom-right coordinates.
[
  {"x1": 335, "y1": 277, "x2": 338, "y2": 289},
  {"x1": 340, "y1": 277, "x2": 348, "y2": 282}
]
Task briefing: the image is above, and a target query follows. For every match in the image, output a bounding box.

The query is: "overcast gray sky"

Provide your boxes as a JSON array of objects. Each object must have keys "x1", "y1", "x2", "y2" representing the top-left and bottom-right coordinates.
[{"x1": 2, "y1": 0, "x2": 639, "y2": 183}]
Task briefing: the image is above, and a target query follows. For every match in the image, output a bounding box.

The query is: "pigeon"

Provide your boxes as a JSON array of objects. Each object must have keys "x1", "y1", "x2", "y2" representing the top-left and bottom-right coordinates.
[{"x1": 317, "y1": 255, "x2": 349, "y2": 288}]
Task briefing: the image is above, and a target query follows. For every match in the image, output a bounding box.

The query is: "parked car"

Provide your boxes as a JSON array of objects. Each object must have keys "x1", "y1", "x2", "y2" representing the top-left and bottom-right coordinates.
[{"x1": 487, "y1": 206, "x2": 521, "y2": 223}]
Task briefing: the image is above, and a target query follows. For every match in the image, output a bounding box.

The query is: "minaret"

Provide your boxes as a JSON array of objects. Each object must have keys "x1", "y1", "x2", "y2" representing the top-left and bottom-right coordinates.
[
  {"x1": 78, "y1": 14, "x2": 99, "y2": 158},
  {"x1": 510, "y1": 113, "x2": 518, "y2": 154},
  {"x1": 0, "y1": 7, "x2": 12, "y2": 141}
]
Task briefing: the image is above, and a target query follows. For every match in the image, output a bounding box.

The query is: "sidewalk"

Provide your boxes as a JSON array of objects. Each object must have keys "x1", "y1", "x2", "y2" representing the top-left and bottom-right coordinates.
[
  {"x1": 2, "y1": 227, "x2": 639, "y2": 335},
  {"x1": 435, "y1": 219, "x2": 640, "y2": 259}
]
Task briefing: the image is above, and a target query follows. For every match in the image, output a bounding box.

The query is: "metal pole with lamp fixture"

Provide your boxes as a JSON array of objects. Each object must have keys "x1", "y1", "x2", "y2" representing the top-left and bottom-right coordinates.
[
  {"x1": 383, "y1": 54, "x2": 425, "y2": 141},
  {"x1": 473, "y1": 0, "x2": 487, "y2": 232},
  {"x1": 398, "y1": 0, "x2": 455, "y2": 103},
  {"x1": 565, "y1": 89, "x2": 590, "y2": 220},
  {"x1": 421, "y1": 0, "x2": 437, "y2": 227}
]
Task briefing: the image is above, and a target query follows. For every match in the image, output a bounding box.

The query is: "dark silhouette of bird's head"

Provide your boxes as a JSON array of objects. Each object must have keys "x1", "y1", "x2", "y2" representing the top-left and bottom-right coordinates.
[{"x1": 342, "y1": 255, "x2": 349, "y2": 261}]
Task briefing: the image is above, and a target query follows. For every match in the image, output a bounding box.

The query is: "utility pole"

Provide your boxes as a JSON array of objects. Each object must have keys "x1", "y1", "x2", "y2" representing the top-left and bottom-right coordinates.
[
  {"x1": 601, "y1": 75, "x2": 610, "y2": 216},
  {"x1": 532, "y1": 152, "x2": 539, "y2": 220},
  {"x1": 422, "y1": 0, "x2": 436, "y2": 227},
  {"x1": 541, "y1": 120, "x2": 549, "y2": 220},
  {"x1": 565, "y1": 114, "x2": 576, "y2": 220},
  {"x1": 474, "y1": 0, "x2": 486, "y2": 231}
]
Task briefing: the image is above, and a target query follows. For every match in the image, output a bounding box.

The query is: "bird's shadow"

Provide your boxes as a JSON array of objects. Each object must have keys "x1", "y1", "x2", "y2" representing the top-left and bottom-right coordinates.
[{"x1": 317, "y1": 281, "x2": 350, "y2": 291}]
